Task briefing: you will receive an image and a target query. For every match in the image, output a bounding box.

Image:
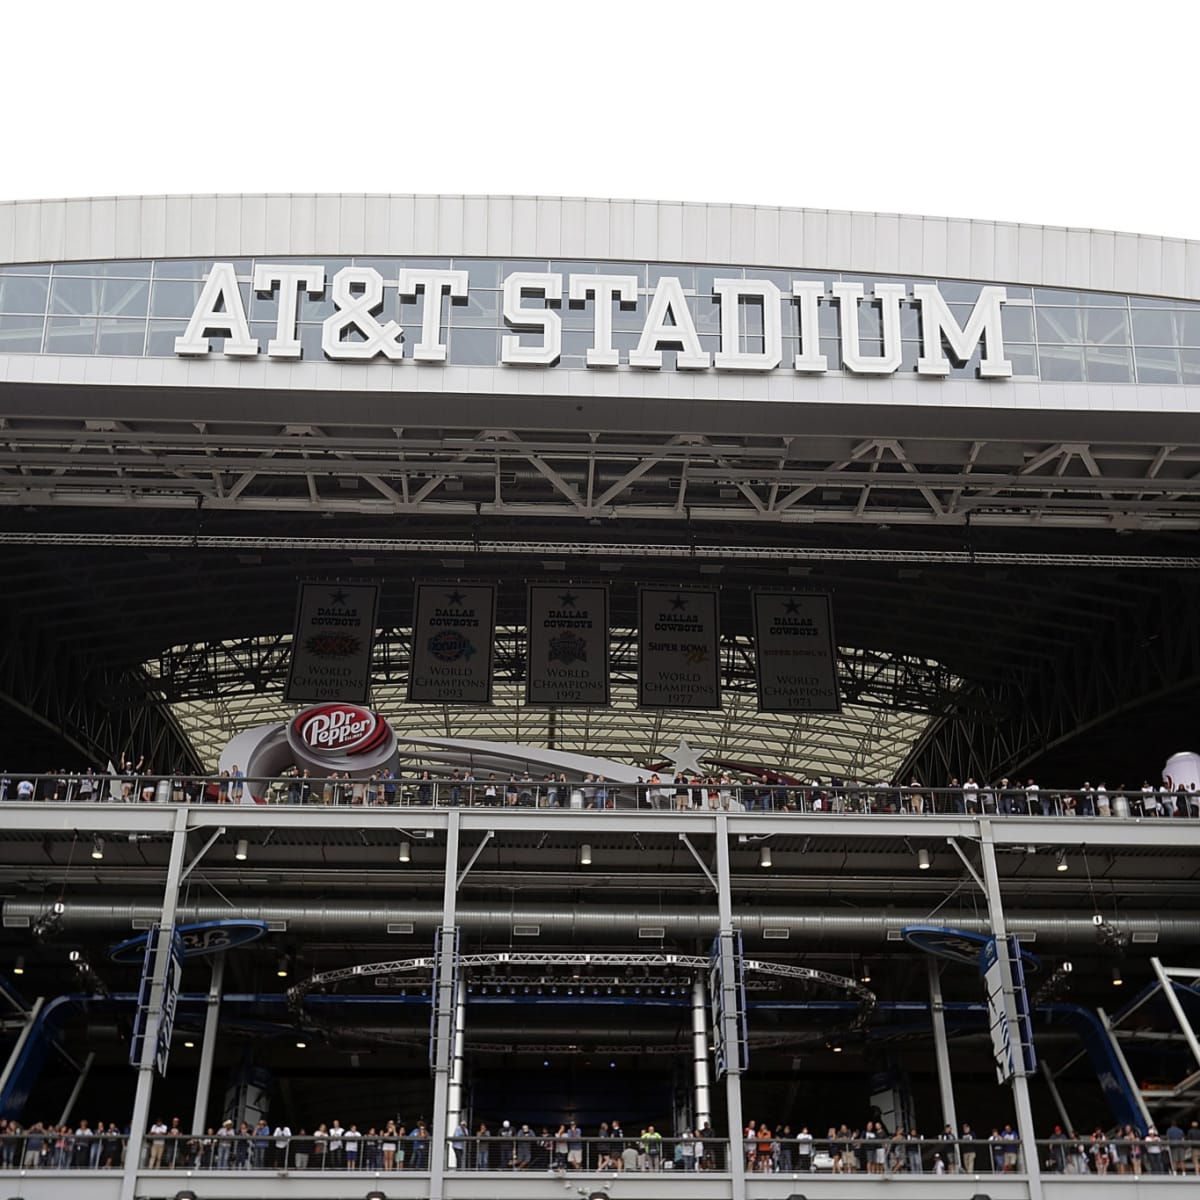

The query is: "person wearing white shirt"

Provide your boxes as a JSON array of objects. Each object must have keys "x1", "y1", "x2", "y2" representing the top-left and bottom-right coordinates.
[
  {"x1": 328, "y1": 1120, "x2": 345, "y2": 1169},
  {"x1": 273, "y1": 1123, "x2": 292, "y2": 1169},
  {"x1": 147, "y1": 1120, "x2": 168, "y2": 1169},
  {"x1": 1142, "y1": 782, "x2": 1160, "y2": 817},
  {"x1": 344, "y1": 1124, "x2": 362, "y2": 1169}
]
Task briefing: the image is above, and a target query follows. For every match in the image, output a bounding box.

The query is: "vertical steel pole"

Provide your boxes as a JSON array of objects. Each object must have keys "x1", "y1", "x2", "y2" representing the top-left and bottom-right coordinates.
[
  {"x1": 927, "y1": 958, "x2": 959, "y2": 1144},
  {"x1": 428, "y1": 811, "x2": 461, "y2": 1200},
  {"x1": 57, "y1": 1050, "x2": 95, "y2": 1126},
  {"x1": 692, "y1": 976, "x2": 712, "y2": 1131},
  {"x1": 447, "y1": 975, "x2": 467, "y2": 1133},
  {"x1": 191, "y1": 952, "x2": 226, "y2": 1134},
  {"x1": 120, "y1": 806, "x2": 189, "y2": 1200},
  {"x1": 0, "y1": 996, "x2": 44, "y2": 1101},
  {"x1": 978, "y1": 824, "x2": 1043, "y2": 1200},
  {"x1": 714, "y1": 815, "x2": 745, "y2": 1200}
]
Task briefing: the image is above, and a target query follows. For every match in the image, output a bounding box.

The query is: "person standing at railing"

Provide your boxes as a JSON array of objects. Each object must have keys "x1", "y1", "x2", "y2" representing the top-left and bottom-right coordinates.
[
  {"x1": 344, "y1": 1123, "x2": 362, "y2": 1169},
  {"x1": 272, "y1": 1119, "x2": 291, "y2": 1167},
  {"x1": 251, "y1": 1118, "x2": 270, "y2": 1168}
]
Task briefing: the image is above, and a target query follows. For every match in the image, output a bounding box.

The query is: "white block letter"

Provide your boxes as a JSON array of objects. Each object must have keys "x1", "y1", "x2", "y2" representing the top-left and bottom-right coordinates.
[
  {"x1": 501, "y1": 272, "x2": 563, "y2": 365},
  {"x1": 628, "y1": 277, "x2": 710, "y2": 370},
  {"x1": 829, "y1": 283, "x2": 905, "y2": 375},
  {"x1": 791, "y1": 282, "x2": 829, "y2": 372},
  {"x1": 397, "y1": 269, "x2": 470, "y2": 362},
  {"x1": 253, "y1": 264, "x2": 327, "y2": 359},
  {"x1": 712, "y1": 279, "x2": 782, "y2": 371},
  {"x1": 322, "y1": 268, "x2": 405, "y2": 361},
  {"x1": 913, "y1": 284, "x2": 1012, "y2": 378},
  {"x1": 567, "y1": 274, "x2": 639, "y2": 367},
  {"x1": 174, "y1": 263, "x2": 257, "y2": 357}
]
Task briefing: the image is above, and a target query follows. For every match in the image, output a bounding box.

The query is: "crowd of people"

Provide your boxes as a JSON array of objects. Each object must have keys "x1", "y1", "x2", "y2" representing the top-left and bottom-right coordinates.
[
  {"x1": 5, "y1": 1113, "x2": 1200, "y2": 1175},
  {"x1": 3, "y1": 762, "x2": 1198, "y2": 818}
]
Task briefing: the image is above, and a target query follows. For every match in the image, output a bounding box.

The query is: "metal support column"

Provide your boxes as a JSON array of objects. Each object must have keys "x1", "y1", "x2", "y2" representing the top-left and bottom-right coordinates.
[
  {"x1": 978, "y1": 825, "x2": 1043, "y2": 1200},
  {"x1": 1097, "y1": 1006, "x2": 1155, "y2": 1133},
  {"x1": 927, "y1": 958, "x2": 959, "y2": 1151},
  {"x1": 714, "y1": 815, "x2": 746, "y2": 1200},
  {"x1": 191, "y1": 952, "x2": 226, "y2": 1134},
  {"x1": 692, "y1": 975, "x2": 712, "y2": 1131},
  {"x1": 1150, "y1": 957, "x2": 1200, "y2": 1071},
  {"x1": 428, "y1": 809, "x2": 461, "y2": 1200},
  {"x1": 120, "y1": 806, "x2": 189, "y2": 1200},
  {"x1": 447, "y1": 973, "x2": 467, "y2": 1137},
  {"x1": 0, "y1": 995, "x2": 43, "y2": 1102},
  {"x1": 1039, "y1": 1060, "x2": 1076, "y2": 1137},
  {"x1": 57, "y1": 1050, "x2": 95, "y2": 1126}
]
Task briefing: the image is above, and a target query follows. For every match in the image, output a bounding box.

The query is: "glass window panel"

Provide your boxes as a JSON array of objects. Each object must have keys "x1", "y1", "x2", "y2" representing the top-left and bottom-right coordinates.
[
  {"x1": 1038, "y1": 345, "x2": 1084, "y2": 381},
  {"x1": 1181, "y1": 349, "x2": 1200, "y2": 385},
  {"x1": 0, "y1": 263, "x2": 50, "y2": 276},
  {"x1": 692, "y1": 297, "x2": 722, "y2": 334},
  {"x1": 456, "y1": 289, "x2": 501, "y2": 326},
  {"x1": 53, "y1": 260, "x2": 151, "y2": 278},
  {"x1": 1034, "y1": 287, "x2": 1124, "y2": 306},
  {"x1": 1129, "y1": 295, "x2": 1200, "y2": 309},
  {"x1": 610, "y1": 299, "x2": 647, "y2": 332},
  {"x1": 0, "y1": 313, "x2": 45, "y2": 352},
  {"x1": 1007, "y1": 344, "x2": 1038, "y2": 377},
  {"x1": 1178, "y1": 312, "x2": 1200, "y2": 346},
  {"x1": 899, "y1": 339, "x2": 920, "y2": 372},
  {"x1": 99, "y1": 278, "x2": 149, "y2": 318},
  {"x1": 1082, "y1": 308, "x2": 1131, "y2": 344},
  {"x1": 849, "y1": 301, "x2": 883, "y2": 342},
  {"x1": 397, "y1": 256, "x2": 455, "y2": 271},
  {"x1": 501, "y1": 258, "x2": 553, "y2": 276},
  {"x1": 648, "y1": 265, "x2": 696, "y2": 290},
  {"x1": 352, "y1": 257, "x2": 404, "y2": 276},
  {"x1": 146, "y1": 320, "x2": 189, "y2": 356},
  {"x1": 0, "y1": 275, "x2": 49, "y2": 313},
  {"x1": 560, "y1": 329, "x2": 595, "y2": 362},
  {"x1": 1132, "y1": 308, "x2": 1178, "y2": 345},
  {"x1": 948, "y1": 347, "x2": 984, "y2": 378},
  {"x1": 297, "y1": 289, "x2": 337, "y2": 323},
  {"x1": 1135, "y1": 348, "x2": 1181, "y2": 384},
  {"x1": 819, "y1": 335, "x2": 842, "y2": 369},
  {"x1": 451, "y1": 259, "x2": 502, "y2": 287},
  {"x1": 153, "y1": 259, "x2": 251, "y2": 279},
  {"x1": 50, "y1": 277, "x2": 104, "y2": 316},
  {"x1": 1000, "y1": 305, "x2": 1035, "y2": 342},
  {"x1": 96, "y1": 318, "x2": 147, "y2": 356},
  {"x1": 45, "y1": 316, "x2": 97, "y2": 354},
  {"x1": 1083, "y1": 345, "x2": 1133, "y2": 382},
  {"x1": 696, "y1": 266, "x2": 740, "y2": 296},
  {"x1": 1036, "y1": 309, "x2": 1083, "y2": 343},
  {"x1": 899, "y1": 304, "x2": 922, "y2": 339},
  {"x1": 449, "y1": 327, "x2": 498, "y2": 365},
  {"x1": 935, "y1": 280, "x2": 984, "y2": 302},
  {"x1": 817, "y1": 301, "x2": 839, "y2": 338},
  {"x1": 1003, "y1": 284, "x2": 1032, "y2": 301},
  {"x1": 151, "y1": 279, "x2": 251, "y2": 319}
]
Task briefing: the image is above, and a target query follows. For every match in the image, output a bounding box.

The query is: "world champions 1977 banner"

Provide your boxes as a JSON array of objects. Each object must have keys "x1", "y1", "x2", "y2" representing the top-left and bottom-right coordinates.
[
  {"x1": 525, "y1": 584, "x2": 610, "y2": 706},
  {"x1": 285, "y1": 582, "x2": 380, "y2": 705},
  {"x1": 408, "y1": 583, "x2": 497, "y2": 704},
  {"x1": 638, "y1": 587, "x2": 721, "y2": 709},
  {"x1": 752, "y1": 591, "x2": 841, "y2": 713}
]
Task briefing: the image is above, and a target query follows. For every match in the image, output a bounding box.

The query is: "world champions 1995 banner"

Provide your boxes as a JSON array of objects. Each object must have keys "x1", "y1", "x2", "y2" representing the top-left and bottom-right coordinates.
[
  {"x1": 526, "y1": 584, "x2": 610, "y2": 707},
  {"x1": 408, "y1": 582, "x2": 497, "y2": 704},
  {"x1": 638, "y1": 587, "x2": 721, "y2": 710},
  {"x1": 285, "y1": 582, "x2": 380, "y2": 705}
]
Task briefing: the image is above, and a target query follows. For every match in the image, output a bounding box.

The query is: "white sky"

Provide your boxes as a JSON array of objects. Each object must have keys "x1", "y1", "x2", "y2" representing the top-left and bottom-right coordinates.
[{"x1": 4, "y1": 0, "x2": 1197, "y2": 240}]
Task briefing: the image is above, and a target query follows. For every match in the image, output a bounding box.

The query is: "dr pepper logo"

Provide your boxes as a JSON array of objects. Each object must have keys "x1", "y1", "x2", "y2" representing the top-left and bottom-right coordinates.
[{"x1": 291, "y1": 704, "x2": 389, "y2": 756}]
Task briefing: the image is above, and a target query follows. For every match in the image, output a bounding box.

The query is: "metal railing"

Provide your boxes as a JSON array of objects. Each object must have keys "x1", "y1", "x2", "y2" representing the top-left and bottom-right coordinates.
[{"x1": 2, "y1": 773, "x2": 1196, "y2": 818}]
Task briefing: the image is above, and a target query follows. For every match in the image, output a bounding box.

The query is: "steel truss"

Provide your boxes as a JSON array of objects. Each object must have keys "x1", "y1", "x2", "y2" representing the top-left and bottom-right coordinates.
[{"x1": 3, "y1": 420, "x2": 1200, "y2": 531}]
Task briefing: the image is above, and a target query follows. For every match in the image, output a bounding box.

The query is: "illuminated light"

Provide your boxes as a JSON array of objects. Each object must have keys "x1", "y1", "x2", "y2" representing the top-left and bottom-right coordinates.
[
  {"x1": 917, "y1": 849, "x2": 932, "y2": 871},
  {"x1": 91, "y1": 836, "x2": 105, "y2": 860},
  {"x1": 760, "y1": 845, "x2": 772, "y2": 869},
  {"x1": 1056, "y1": 851, "x2": 1069, "y2": 872},
  {"x1": 235, "y1": 839, "x2": 248, "y2": 861},
  {"x1": 580, "y1": 844, "x2": 592, "y2": 867},
  {"x1": 13, "y1": 955, "x2": 25, "y2": 975},
  {"x1": 399, "y1": 841, "x2": 411, "y2": 863}
]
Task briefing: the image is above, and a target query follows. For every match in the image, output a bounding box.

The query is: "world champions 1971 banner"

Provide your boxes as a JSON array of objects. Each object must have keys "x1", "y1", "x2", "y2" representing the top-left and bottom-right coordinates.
[
  {"x1": 751, "y1": 591, "x2": 841, "y2": 713},
  {"x1": 408, "y1": 583, "x2": 497, "y2": 704},
  {"x1": 526, "y1": 584, "x2": 610, "y2": 706},
  {"x1": 285, "y1": 582, "x2": 380, "y2": 704},
  {"x1": 638, "y1": 587, "x2": 721, "y2": 709}
]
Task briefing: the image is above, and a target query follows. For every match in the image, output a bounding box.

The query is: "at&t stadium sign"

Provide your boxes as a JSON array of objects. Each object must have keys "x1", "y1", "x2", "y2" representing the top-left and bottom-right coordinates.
[{"x1": 174, "y1": 263, "x2": 1013, "y2": 378}]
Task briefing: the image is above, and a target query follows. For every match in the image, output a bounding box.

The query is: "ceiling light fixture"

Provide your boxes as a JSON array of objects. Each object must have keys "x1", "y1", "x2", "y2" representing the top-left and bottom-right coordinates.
[
  {"x1": 1056, "y1": 850, "x2": 1069, "y2": 872},
  {"x1": 90, "y1": 835, "x2": 104, "y2": 860},
  {"x1": 759, "y1": 845, "x2": 772, "y2": 869},
  {"x1": 398, "y1": 841, "x2": 411, "y2": 863},
  {"x1": 234, "y1": 839, "x2": 248, "y2": 861},
  {"x1": 276, "y1": 956, "x2": 289, "y2": 978},
  {"x1": 13, "y1": 955, "x2": 25, "y2": 975},
  {"x1": 580, "y1": 844, "x2": 592, "y2": 866},
  {"x1": 1112, "y1": 965, "x2": 1124, "y2": 987},
  {"x1": 917, "y1": 849, "x2": 932, "y2": 871}
]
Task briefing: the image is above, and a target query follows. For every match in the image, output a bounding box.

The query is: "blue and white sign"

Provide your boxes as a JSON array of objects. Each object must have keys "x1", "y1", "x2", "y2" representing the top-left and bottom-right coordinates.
[
  {"x1": 110, "y1": 919, "x2": 269, "y2": 965},
  {"x1": 902, "y1": 925, "x2": 1039, "y2": 972}
]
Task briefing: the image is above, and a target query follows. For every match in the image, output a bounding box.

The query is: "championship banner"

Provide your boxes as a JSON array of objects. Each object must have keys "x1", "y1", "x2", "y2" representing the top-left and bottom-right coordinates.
[
  {"x1": 526, "y1": 584, "x2": 610, "y2": 706},
  {"x1": 752, "y1": 591, "x2": 841, "y2": 713},
  {"x1": 638, "y1": 587, "x2": 721, "y2": 709},
  {"x1": 408, "y1": 583, "x2": 497, "y2": 704},
  {"x1": 285, "y1": 582, "x2": 380, "y2": 704}
]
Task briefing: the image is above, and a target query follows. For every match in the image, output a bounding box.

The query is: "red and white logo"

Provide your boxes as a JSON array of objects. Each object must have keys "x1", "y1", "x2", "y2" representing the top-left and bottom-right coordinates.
[{"x1": 291, "y1": 704, "x2": 389, "y2": 757}]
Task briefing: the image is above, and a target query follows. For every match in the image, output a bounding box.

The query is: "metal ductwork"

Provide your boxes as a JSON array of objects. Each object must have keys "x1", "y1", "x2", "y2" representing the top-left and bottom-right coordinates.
[{"x1": 3, "y1": 899, "x2": 1194, "y2": 945}]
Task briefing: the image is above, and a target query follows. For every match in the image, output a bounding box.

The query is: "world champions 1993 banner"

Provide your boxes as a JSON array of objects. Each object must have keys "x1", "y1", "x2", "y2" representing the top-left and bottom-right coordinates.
[
  {"x1": 408, "y1": 582, "x2": 497, "y2": 704},
  {"x1": 285, "y1": 582, "x2": 380, "y2": 705},
  {"x1": 637, "y1": 587, "x2": 721, "y2": 710},
  {"x1": 526, "y1": 584, "x2": 610, "y2": 707}
]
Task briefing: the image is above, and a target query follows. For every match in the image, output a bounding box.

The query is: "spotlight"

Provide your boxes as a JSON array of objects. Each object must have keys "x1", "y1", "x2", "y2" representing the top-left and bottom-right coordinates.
[
  {"x1": 860, "y1": 961, "x2": 871, "y2": 984},
  {"x1": 832, "y1": 1044, "x2": 843, "y2": 1053},
  {"x1": 1112, "y1": 965, "x2": 1124, "y2": 987},
  {"x1": 53, "y1": 901, "x2": 65, "y2": 915},
  {"x1": 235, "y1": 839, "x2": 248, "y2": 861},
  {"x1": 917, "y1": 848, "x2": 932, "y2": 870},
  {"x1": 296, "y1": 1040, "x2": 307, "y2": 1048},
  {"x1": 579, "y1": 844, "x2": 592, "y2": 866},
  {"x1": 68, "y1": 950, "x2": 82, "y2": 962},
  {"x1": 13, "y1": 955, "x2": 24, "y2": 975},
  {"x1": 277, "y1": 956, "x2": 289, "y2": 978},
  {"x1": 399, "y1": 841, "x2": 411, "y2": 863},
  {"x1": 760, "y1": 845, "x2": 772, "y2": 869},
  {"x1": 91, "y1": 836, "x2": 105, "y2": 860},
  {"x1": 183, "y1": 1040, "x2": 195, "y2": 1048},
  {"x1": 1056, "y1": 850, "x2": 1068, "y2": 872}
]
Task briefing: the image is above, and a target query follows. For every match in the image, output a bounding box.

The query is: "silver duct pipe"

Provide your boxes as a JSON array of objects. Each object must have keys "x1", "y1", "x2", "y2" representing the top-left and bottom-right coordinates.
[{"x1": 5, "y1": 899, "x2": 1197, "y2": 945}]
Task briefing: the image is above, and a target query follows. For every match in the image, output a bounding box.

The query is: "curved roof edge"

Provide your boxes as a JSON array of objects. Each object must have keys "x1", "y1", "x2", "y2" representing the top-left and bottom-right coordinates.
[{"x1": 1, "y1": 193, "x2": 1199, "y2": 300}]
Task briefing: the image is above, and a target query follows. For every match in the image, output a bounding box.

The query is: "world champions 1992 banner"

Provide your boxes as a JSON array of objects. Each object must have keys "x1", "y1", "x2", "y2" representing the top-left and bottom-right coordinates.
[
  {"x1": 285, "y1": 582, "x2": 380, "y2": 705},
  {"x1": 526, "y1": 584, "x2": 610, "y2": 706},
  {"x1": 751, "y1": 591, "x2": 841, "y2": 713},
  {"x1": 408, "y1": 582, "x2": 497, "y2": 704},
  {"x1": 637, "y1": 587, "x2": 721, "y2": 710}
]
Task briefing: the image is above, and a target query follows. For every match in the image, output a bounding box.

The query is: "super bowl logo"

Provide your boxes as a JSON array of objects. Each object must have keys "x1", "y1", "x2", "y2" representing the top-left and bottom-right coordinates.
[
  {"x1": 292, "y1": 703, "x2": 390, "y2": 757},
  {"x1": 548, "y1": 632, "x2": 587, "y2": 665},
  {"x1": 303, "y1": 633, "x2": 363, "y2": 658},
  {"x1": 428, "y1": 630, "x2": 476, "y2": 662}
]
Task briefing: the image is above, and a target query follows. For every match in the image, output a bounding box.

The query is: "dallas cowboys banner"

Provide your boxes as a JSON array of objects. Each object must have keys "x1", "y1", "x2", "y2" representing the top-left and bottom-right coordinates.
[
  {"x1": 752, "y1": 591, "x2": 841, "y2": 713},
  {"x1": 526, "y1": 584, "x2": 610, "y2": 706},
  {"x1": 285, "y1": 582, "x2": 380, "y2": 704},
  {"x1": 408, "y1": 583, "x2": 497, "y2": 704},
  {"x1": 638, "y1": 587, "x2": 722, "y2": 709}
]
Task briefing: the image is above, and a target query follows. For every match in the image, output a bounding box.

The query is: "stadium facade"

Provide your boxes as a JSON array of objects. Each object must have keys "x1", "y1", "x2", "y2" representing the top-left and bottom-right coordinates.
[{"x1": 1, "y1": 195, "x2": 1200, "y2": 1200}]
